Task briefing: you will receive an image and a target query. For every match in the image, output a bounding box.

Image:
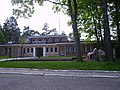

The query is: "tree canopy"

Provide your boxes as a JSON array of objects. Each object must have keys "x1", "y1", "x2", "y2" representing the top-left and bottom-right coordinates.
[
  {"x1": 42, "y1": 23, "x2": 58, "y2": 35},
  {"x1": 0, "y1": 24, "x2": 6, "y2": 44},
  {"x1": 2, "y1": 16, "x2": 21, "y2": 43}
]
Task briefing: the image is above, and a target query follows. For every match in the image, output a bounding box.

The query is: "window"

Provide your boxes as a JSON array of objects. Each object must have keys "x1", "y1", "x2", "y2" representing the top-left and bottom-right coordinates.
[
  {"x1": 50, "y1": 47, "x2": 53, "y2": 52},
  {"x1": 31, "y1": 48, "x2": 33, "y2": 53},
  {"x1": 5, "y1": 48, "x2": 8, "y2": 55},
  {"x1": 90, "y1": 46, "x2": 93, "y2": 51},
  {"x1": 46, "y1": 47, "x2": 49, "y2": 52},
  {"x1": 84, "y1": 46, "x2": 87, "y2": 52},
  {"x1": 69, "y1": 47, "x2": 72, "y2": 52},
  {"x1": 23, "y1": 48, "x2": 26, "y2": 53},
  {"x1": 27, "y1": 48, "x2": 29, "y2": 53},
  {"x1": 55, "y1": 47, "x2": 57, "y2": 52},
  {"x1": 71, "y1": 47, "x2": 74, "y2": 52},
  {"x1": 66, "y1": 46, "x2": 69, "y2": 52},
  {"x1": 74, "y1": 47, "x2": 76, "y2": 52}
]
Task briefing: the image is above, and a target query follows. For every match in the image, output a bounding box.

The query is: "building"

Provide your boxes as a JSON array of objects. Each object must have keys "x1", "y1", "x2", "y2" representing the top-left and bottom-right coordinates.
[
  {"x1": 0, "y1": 35, "x2": 97, "y2": 57},
  {"x1": 26, "y1": 35, "x2": 68, "y2": 44}
]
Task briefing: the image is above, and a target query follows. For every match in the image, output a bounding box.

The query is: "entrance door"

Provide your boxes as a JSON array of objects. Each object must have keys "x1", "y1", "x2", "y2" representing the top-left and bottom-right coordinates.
[
  {"x1": 9, "y1": 48, "x2": 12, "y2": 57},
  {"x1": 36, "y1": 48, "x2": 43, "y2": 57}
]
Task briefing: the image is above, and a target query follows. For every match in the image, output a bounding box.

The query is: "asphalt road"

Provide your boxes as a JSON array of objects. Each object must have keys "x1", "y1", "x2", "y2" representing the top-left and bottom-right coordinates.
[{"x1": 0, "y1": 74, "x2": 120, "y2": 90}]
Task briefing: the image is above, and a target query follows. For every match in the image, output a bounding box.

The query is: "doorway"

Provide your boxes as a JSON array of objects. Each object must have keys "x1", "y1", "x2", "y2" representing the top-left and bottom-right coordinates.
[{"x1": 36, "y1": 48, "x2": 43, "y2": 57}]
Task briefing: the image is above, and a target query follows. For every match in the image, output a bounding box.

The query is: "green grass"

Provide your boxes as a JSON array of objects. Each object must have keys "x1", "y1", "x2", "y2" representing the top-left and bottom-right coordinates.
[
  {"x1": 0, "y1": 56, "x2": 9, "y2": 59},
  {"x1": 0, "y1": 60, "x2": 120, "y2": 71}
]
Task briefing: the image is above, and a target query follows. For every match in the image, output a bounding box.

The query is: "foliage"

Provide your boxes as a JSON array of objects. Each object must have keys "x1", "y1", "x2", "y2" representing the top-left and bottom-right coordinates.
[
  {"x1": 101, "y1": 0, "x2": 114, "y2": 62},
  {"x1": 18, "y1": 36, "x2": 25, "y2": 44},
  {"x1": 77, "y1": 0, "x2": 103, "y2": 41},
  {"x1": 0, "y1": 31, "x2": 6, "y2": 44},
  {"x1": 3, "y1": 16, "x2": 21, "y2": 43},
  {"x1": 68, "y1": 32, "x2": 74, "y2": 41},
  {"x1": 0, "y1": 25, "x2": 6, "y2": 44},
  {"x1": 59, "y1": 0, "x2": 117, "y2": 61},
  {"x1": 42, "y1": 23, "x2": 58, "y2": 35},
  {"x1": 11, "y1": 0, "x2": 44, "y2": 18},
  {"x1": 22, "y1": 26, "x2": 40, "y2": 37},
  {"x1": 21, "y1": 26, "x2": 41, "y2": 43}
]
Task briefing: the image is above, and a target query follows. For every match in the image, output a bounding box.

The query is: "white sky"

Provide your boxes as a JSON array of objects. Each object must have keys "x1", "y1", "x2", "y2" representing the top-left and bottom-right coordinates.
[{"x1": 0, "y1": 0, "x2": 73, "y2": 35}]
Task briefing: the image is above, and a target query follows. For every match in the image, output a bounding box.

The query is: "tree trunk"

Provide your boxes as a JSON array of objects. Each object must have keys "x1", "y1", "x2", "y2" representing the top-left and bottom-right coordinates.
[
  {"x1": 98, "y1": 17, "x2": 104, "y2": 47},
  {"x1": 114, "y1": 0, "x2": 120, "y2": 43},
  {"x1": 101, "y1": 0, "x2": 114, "y2": 62},
  {"x1": 93, "y1": 18, "x2": 100, "y2": 61},
  {"x1": 68, "y1": 0, "x2": 82, "y2": 61},
  {"x1": 114, "y1": 0, "x2": 120, "y2": 59}
]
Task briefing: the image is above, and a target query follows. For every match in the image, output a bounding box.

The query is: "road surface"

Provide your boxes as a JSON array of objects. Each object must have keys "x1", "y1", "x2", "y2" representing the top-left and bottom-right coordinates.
[{"x1": 0, "y1": 73, "x2": 120, "y2": 90}]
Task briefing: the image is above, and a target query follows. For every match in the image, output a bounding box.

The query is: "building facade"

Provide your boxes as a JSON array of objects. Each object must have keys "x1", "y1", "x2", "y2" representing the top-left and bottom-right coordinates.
[{"x1": 0, "y1": 35, "x2": 97, "y2": 57}]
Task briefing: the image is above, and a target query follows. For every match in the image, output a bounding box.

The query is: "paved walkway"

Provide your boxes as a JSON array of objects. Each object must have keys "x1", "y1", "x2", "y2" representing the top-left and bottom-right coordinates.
[
  {"x1": 0, "y1": 57, "x2": 38, "y2": 62},
  {"x1": 0, "y1": 57, "x2": 76, "y2": 61},
  {"x1": 0, "y1": 68, "x2": 120, "y2": 78}
]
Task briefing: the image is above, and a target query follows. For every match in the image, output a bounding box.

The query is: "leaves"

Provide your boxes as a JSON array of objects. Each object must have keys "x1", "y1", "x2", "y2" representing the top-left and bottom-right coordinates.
[
  {"x1": 22, "y1": 26, "x2": 40, "y2": 37},
  {"x1": 11, "y1": 0, "x2": 37, "y2": 18},
  {"x1": 3, "y1": 16, "x2": 21, "y2": 43}
]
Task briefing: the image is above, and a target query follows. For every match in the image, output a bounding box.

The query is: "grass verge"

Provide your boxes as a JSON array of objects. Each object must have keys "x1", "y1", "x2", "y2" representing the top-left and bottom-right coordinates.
[
  {"x1": 0, "y1": 60, "x2": 120, "y2": 71},
  {"x1": 0, "y1": 56, "x2": 9, "y2": 59}
]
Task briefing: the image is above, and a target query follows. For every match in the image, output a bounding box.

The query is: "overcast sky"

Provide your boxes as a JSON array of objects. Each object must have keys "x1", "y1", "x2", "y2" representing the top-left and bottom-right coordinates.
[{"x1": 0, "y1": 0, "x2": 73, "y2": 35}]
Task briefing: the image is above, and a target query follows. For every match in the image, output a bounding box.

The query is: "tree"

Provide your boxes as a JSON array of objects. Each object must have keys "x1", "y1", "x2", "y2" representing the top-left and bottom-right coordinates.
[
  {"x1": 68, "y1": 0, "x2": 82, "y2": 61},
  {"x1": 61, "y1": 0, "x2": 104, "y2": 47},
  {"x1": 101, "y1": 0, "x2": 114, "y2": 62},
  {"x1": 68, "y1": 32, "x2": 74, "y2": 41},
  {"x1": 0, "y1": 24, "x2": 6, "y2": 44},
  {"x1": 111, "y1": 0, "x2": 120, "y2": 58},
  {"x1": 21, "y1": 26, "x2": 40, "y2": 43},
  {"x1": 42, "y1": 23, "x2": 58, "y2": 35},
  {"x1": 3, "y1": 16, "x2": 21, "y2": 43},
  {"x1": 53, "y1": 0, "x2": 116, "y2": 61},
  {"x1": 22, "y1": 26, "x2": 40, "y2": 37}
]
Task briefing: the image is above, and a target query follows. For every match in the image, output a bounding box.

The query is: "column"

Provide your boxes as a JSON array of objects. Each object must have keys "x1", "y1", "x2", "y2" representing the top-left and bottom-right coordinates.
[
  {"x1": 33, "y1": 47, "x2": 36, "y2": 57},
  {"x1": 43, "y1": 47, "x2": 46, "y2": 57}
]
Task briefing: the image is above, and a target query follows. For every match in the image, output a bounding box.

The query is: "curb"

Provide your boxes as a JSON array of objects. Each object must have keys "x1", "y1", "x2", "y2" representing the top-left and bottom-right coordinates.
[
  {"x1": 0, "y1": 71, "x2": 119, "y2": 78},
  {"x1": 0, "y1": 68, "x2": 120, "y2": 78}
]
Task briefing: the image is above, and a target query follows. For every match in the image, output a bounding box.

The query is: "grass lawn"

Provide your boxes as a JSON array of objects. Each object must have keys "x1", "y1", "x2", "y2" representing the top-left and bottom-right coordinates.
[
  {"x1": 0, "y1": 60, "x2": 120, "y2": 71},
  {"x1": 0, "y1": 56, "x2": 10, "y2": 59}
]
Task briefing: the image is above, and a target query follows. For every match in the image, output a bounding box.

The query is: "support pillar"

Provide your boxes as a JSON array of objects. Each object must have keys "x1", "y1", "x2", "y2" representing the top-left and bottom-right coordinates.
[
  {"x1": 43, "y1": 47, "x2": 46, "y2": 57},
  {"x1": 33, "y1": 47, "x2": 36, "y2": 57}
]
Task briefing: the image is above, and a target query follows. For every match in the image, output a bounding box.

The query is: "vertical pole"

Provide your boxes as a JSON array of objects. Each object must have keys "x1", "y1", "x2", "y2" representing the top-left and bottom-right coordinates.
[
  {"x1": 59, "y1": 12, "x2": 61, "y2": 34},
  {"x1": 33, "y1": 47, "x2": 36, "y2": 57},
  {"x1": 43, "y1": 47, "x2": 46, "y2": 57}
]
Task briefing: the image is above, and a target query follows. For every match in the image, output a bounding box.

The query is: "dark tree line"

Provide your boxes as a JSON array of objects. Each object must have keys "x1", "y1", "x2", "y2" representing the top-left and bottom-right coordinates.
[
  {"x1": 0, "y1": 16, "x2": 21, "y2": 44},
  {"x1": 0, "y1": 16, "x2": 60, "y2": 44},
  {"x1": 0, "y1": 16, "x2": 41, "y2": 44},
  {"x1": 2, "y1": 16, "x2": 21, "y2": 43}
]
